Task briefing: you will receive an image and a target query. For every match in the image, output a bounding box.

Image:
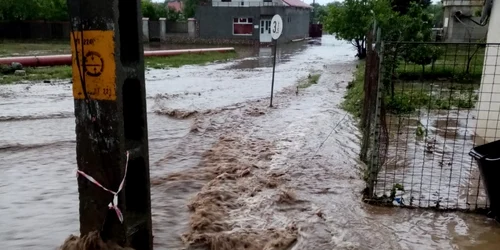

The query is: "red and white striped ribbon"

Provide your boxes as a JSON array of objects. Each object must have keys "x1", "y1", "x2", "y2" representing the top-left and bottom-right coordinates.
[{"x1": 76, "y1": 151, "x2": 129, "y2": 223}]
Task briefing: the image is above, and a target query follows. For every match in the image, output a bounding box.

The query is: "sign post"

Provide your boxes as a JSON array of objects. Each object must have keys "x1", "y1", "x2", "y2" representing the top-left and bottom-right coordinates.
[{"x1": 269, "y1": 14, "x2": 283, "y2": 107}]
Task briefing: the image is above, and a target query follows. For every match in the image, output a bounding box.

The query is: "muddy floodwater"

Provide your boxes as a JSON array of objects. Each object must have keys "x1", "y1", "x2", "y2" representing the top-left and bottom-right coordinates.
[{"x1": 1, "y1": 36, "x2": 500, "y2": 249}]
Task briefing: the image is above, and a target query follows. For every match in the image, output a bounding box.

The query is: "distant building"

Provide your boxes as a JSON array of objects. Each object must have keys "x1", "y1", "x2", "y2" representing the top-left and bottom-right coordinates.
[
  {"x1": 442, "y1": 0, "x2": 488, "y2": 42},
  {"x1": 196, "y1": 0, "x2": 311, "y2": 43}
]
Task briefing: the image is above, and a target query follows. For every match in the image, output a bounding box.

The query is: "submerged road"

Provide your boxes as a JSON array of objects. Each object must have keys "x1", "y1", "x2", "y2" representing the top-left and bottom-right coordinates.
[{"x1": 1, "y1": 36, "x2": 499, "y2": 249}]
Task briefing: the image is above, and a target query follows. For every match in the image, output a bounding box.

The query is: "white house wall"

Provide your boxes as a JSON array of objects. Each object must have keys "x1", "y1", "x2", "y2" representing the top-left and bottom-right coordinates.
[{"x1": 476, "y1": 1, "x2": 500, "y2": 143}]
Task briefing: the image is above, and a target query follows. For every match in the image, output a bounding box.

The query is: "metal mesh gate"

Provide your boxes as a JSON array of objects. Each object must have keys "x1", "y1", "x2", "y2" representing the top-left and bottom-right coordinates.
[{"x1": 365, "y1": 42, "x2": 500, "y2": 211}]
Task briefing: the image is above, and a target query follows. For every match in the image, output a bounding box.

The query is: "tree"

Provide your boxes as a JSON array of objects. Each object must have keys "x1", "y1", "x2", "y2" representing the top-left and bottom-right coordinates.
[
  {"x1": 323, "y1": 0, "x2": 395, "y2": 59},
  {"x1": 142, "y1": 0, "x2": 166, "y2": 20},
  {"x1": 311, "y1": 3, "x2": 328, "y2": 24},
  {"x1": 399, "y1": 3, "x2": 440, "y2": 73},
  {"x1": 0, "y1": 0, "x2": 68, "y2": 21},
  {"x1": 183, "y1": 0, "x2": 199, "y2": 18},
  {"x1": 391, "y1": 0, "x2": 431, "y2": 15},
  {"x1": 405, "y1": 44, "x2": 442, "y2": 74},
  {"x1": 427, "y1": 3, "x2": 443, "y2": 27},
  {"x1": 40, "y1": 0, "x2": 68, "y2": 21}
]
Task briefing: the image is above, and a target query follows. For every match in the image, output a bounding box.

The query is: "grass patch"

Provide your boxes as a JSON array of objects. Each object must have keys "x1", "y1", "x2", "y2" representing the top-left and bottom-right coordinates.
[
  {"x1": 386, "y1": 83, "x2": 479, "y2": 114},
  {"x1": 146, "y1": 51, "x2": 237, "y2": 69},
  {"x1": 0, "y1": 66, "x2": 73, "y2": 84},
  {"x1": 0, "y1": 41, "x2": 70, "y2": 56},
  {"x1": 0, "y1": 51, "x2": 238, "y2": 84},
  {"x1": 339, "y1": 60, "x2": 479, "y2": 117},
  {"x1": 395, "y1": 46, "x2": 485, "y2": 82},
  {"x1": 297, "y1": 73, "x2": 321, "y2": 88},
  {"x1": 341, "y1": 61, "x2": 365, "y2": 119}
]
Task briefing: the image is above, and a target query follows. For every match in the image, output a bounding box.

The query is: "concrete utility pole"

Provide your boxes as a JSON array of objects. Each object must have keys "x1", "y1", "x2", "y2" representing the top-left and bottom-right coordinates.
[{"x1": 67, "y1": 0, "x2": 153, "y2": 249}]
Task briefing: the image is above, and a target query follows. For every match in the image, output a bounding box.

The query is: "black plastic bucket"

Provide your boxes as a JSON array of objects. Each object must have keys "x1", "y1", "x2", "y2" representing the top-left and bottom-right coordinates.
[{"x1": 470, "y1": 139, "x2": 500, "y2": 218}]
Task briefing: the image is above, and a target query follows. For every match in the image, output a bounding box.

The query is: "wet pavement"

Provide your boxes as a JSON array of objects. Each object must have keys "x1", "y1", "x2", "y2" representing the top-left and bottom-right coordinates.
[{"x1": 1, "y1": 36, "x2": 500, "y2": 249}]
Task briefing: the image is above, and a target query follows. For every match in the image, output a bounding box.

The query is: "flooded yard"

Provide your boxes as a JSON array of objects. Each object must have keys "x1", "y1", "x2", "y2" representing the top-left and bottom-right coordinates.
[
  {"x1": 1, "y1": 36, "x2": 500, "y2": 249},
  {"x1": 376, "y1": 109, "x2": 488, "y2": 210}
]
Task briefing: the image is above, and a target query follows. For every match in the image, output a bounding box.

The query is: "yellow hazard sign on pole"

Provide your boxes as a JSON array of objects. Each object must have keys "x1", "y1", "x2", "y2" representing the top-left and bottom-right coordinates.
[{"x1": 71, "y1": 30, "x2": 117, "y2": 101}]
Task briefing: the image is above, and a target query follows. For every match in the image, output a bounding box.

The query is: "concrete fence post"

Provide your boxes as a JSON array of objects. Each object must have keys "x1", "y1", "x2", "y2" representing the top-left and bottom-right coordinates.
[
  {"x1": 188, "y1": 18, "x2": 196, "y2": 37},
  {"x1": 159, "y1": 18, "x2": 167, "y2": 42},
  {"x1": 142, "y1": 17, "x2": 149, "y2": 42}
]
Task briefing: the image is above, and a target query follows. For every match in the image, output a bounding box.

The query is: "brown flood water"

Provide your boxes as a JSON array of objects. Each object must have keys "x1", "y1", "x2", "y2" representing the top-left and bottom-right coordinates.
[{"x1": 1, "y1": 36, "x2": 500, "y2": 249}]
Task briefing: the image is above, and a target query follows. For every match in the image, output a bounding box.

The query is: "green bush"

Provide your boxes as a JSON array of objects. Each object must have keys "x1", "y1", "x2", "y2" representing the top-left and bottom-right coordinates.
[{"x1": 385, "y1": 85, "x2": 479, "y2": 114}]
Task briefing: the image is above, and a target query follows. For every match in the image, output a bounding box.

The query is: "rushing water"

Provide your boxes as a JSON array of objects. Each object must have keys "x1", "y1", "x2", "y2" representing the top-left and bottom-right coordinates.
[{"x1": 1, "y1": 36, "x2": 499, "y2": 249}]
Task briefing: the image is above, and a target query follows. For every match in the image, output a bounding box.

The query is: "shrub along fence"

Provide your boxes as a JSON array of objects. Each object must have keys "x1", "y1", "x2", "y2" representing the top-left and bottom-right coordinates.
[
  {"x1": 1, "y1": 20, "x2": 188, "y2": 41},
  {"x1": 364, "y1": 41, "x2": 500, "y2": 212},
  {"x1": 166, "y1": 21, "x2": 187, "y2": 33},
  {"x1": 0, "y1": 21, "x2": 70, "y2": 40}
]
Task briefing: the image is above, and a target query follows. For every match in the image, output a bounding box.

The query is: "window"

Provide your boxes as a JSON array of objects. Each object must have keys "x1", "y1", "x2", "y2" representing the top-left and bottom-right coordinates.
[
  {"x1": 222, "y1": 0, "x2": 231, "y2": 2},
  {"x1": 233, "y1": 17, "x2": 253, "y2": 35},
  {"x1": 263, "y1": 0, "x2": 272, "y2": 2}
]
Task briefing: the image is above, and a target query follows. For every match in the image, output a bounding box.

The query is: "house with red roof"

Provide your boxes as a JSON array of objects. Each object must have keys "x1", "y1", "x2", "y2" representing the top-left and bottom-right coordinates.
[{"x1": 195, "y1": 0, "x2": 311, "y2": 43}]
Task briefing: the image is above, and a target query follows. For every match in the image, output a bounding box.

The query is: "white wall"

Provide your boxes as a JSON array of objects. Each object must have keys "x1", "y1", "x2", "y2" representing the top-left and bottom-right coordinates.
[
  {"x1": 211, "y1": 0, "x2": 284, "y2": 7},
  {"x1": 476, "y1": 1, "x2": 500, "y2": 143}
]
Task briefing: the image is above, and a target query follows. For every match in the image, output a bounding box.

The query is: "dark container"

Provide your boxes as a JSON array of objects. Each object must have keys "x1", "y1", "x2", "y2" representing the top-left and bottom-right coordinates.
[
  {"x1": 469, "y1": 139, "x2": 500, "y2": 218},
  {"x1": 309, "y1": 24, "x2": 323, "y2": 38}
]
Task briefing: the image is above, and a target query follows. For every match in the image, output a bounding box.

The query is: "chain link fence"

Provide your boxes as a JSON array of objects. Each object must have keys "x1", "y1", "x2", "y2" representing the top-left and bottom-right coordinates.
[{"x1": 364, "y1": 41, "x2": 500, "y2": 212}]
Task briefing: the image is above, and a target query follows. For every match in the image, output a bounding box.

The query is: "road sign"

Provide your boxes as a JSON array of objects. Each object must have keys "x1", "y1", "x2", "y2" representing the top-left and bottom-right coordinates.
[
  {"x1": 269, "y1": 14, "x2": 282, "y2": 107},
  {"x1": 271, "y1": 15, "x2": 283, "y2": 40}
]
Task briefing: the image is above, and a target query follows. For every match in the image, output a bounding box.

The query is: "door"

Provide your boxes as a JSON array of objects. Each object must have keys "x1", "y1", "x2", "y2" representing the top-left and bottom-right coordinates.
[{"x1": 260, "y1": 19, "x2": 272, "y2": 43}]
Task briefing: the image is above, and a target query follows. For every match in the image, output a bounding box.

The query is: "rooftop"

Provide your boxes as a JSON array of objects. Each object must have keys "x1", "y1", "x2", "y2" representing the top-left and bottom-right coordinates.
[{"x1": 282, "y1": 0, "x2": 312, "y2": 8}]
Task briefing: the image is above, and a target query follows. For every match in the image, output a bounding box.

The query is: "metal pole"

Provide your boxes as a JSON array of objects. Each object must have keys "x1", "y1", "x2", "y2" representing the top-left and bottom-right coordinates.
[
  {"x1": 67, "y1": 0, "x2": 152, "y2": 248},
  {"x1": 270, "y1": 39, "x2": 277, "y2": 107}
]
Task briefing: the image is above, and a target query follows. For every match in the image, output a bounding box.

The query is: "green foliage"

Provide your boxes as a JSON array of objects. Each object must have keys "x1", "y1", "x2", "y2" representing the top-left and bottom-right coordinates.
[
  {"x1": 401, "y1": 3, "x2": 434, "y2": 41},
  {"x1": 0, "y1": 65, "x2": 72, "y2": 84},
  {"x1": 416, "y1": 122, "x2": 426, "y2": 138},
  {"x1": 0, "y1": 0, "x2": 68, "y2": 21},
  {"x1": 145, "y1": 51, "x2": 237, "y2": 69},
  {"x1": 323, "y1": 0, "x2": 439, "y2": 60},
  {"x1": 403, "y1": 44, "x2": 443, "y2": 72},
  {"x1": 298, "y1": 73, "x2": 321, "y2": 88},
  {"x1": 142, "y1": 0, "x2": 167, "y2": 20},
  {"x1": 0, "y1": 0, "x2": 182, "y2": 21},
  {"x1": 166, "y1": 7, "x2": 184, "y2": 21},
  {"x1": 324, "y1": 0, "x2": 427, "y2": 59},
  {"x1": 427, "y1": 3, "x2": 444, "y2": 27},
  {"x1": 391, "y1": 0, "x2": 430, "y2": 15},
  {"x1": 324, "y1": 0, "x2": 371, "y2": 58},
  {"x1": 473, "y1": 7, "x2": 482, "y2": 17},
  {"x1": 311, "y1": 3, "x2": 328, "y2": 23},
  {"x1": 385, "y1": 84, "x2": 479, "y2": 114},
  {"x1": 396, "y1": 46, "x2": 485, "y2": 81},
  {"x1": 184, "y1": 0, "x2": 199, "y2": 18},
  {"x1": 342, "y1": 61, "x2": 365, "y2": 118}
]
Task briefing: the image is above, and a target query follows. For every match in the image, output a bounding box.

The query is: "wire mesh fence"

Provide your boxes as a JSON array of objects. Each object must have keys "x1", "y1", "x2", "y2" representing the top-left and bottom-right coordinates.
[{"x1": 366, "y1": 42, "x2": 500, "y2": 211}]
